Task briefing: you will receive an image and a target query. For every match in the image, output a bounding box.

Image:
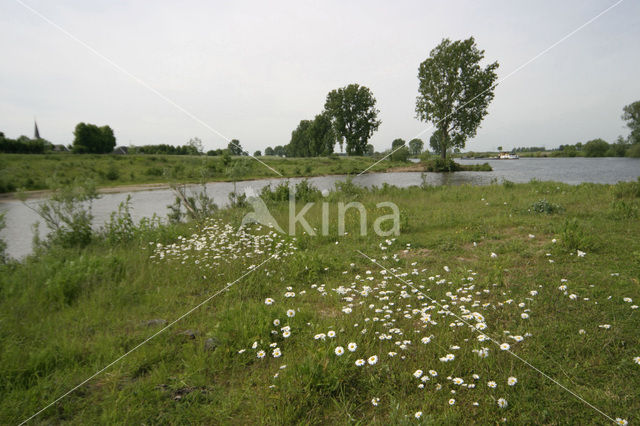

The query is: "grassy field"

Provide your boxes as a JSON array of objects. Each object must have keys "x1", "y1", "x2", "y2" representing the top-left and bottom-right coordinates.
[
  {"x1": 0, "y1": 179, "x2": 639, "y2": 424},
  {"x1": 0, "y1": 153, "x2": 408, "y2": 193}
]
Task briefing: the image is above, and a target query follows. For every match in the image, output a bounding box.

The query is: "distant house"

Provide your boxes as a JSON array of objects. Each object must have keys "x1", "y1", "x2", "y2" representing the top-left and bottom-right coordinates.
[
  {"x1": 113, "y1": 146, "x2": 129, "y2": 155},
  {"x1": 52, "y1": 144, "x2": 70, "y2": 152}
]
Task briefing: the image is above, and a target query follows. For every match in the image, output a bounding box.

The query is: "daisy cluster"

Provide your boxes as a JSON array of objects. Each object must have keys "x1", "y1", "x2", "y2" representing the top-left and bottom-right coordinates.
[
  {"x1": 320, "y1": 249, "x2": 533, "y2": 413},
  {"x1": 149, "y1": 220, "x2": 296, "y2": 270}
]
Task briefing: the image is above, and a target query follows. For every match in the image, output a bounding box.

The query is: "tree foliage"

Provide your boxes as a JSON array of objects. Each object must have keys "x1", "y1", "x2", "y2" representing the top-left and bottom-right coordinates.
[
  {"x1": 416, "y1": 37, "x2": 498, "y2": 160},
  {"x1": 622, "y1": 101, "x2": 640, "y2": 144},
  {"x1": 324, "y1": 84, "x2": 381, "y2": 155},
  {"x1": 583, "y1": 138, "x2": 610, "y2": 157},
  {"x1": 72, "y1": 123, "x2": 116, "y2": 154},
  {"x1": 228, "y1": 139, "x2": 244, "y2": 156},
  {"x1": 408, "y1": 138, "x2": 424, "y2": 156}
]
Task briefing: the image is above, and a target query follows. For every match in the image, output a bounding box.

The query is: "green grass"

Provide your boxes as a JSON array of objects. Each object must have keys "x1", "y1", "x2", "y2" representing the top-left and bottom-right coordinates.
[
  {"x1": 0, "y1": 153, "x2": 407, "y2": 193},
  {"x1": 0, "y1": 180, "x2": 639, "y2": 424}
]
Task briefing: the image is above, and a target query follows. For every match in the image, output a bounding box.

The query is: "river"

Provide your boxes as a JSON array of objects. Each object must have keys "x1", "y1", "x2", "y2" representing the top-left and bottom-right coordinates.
[{"x1": 1, "y1": 157, "x2": 638, "y2": 259}]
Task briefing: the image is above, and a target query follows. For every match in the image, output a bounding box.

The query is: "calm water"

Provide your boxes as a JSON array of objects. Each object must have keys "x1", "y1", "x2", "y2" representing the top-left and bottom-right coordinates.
[{"x1": 1, "y1": 157, "x2": 638, "y2": 259}]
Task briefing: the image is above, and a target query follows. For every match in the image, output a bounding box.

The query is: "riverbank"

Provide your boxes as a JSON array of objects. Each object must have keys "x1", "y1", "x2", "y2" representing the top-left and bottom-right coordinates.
[
  {"x1": 0, "y1": 153, "x2": 410, "y2": 195},
  {"x1": 0, "y1": 180, "x2": 638, "y2": 424}
]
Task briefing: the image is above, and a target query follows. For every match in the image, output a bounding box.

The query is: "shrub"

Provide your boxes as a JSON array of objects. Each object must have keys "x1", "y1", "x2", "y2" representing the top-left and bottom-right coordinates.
[
  {"x1": 530, "y1": 199, "x2": 564, "y2": 214},
  {"x1": 26, "y1": 179, "x2": 99, "y2": 248},
  {"x1": 559, "y1": 218, "x2": 593, "y2": 251},
  {"x1": 168, "y1": 184, "x2": 218, "y2": 223},
  {"x1": 103, "y1": 195, "x2": 135, "y2": 244},
  {"x1": 423, "y1": 158, "x2": 460, "y2": 172}
]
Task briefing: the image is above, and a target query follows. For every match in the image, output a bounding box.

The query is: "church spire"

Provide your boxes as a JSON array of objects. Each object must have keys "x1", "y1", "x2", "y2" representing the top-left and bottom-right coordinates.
[{"x1": 34, "y1": 120, "x2": 41, "y2": 139}]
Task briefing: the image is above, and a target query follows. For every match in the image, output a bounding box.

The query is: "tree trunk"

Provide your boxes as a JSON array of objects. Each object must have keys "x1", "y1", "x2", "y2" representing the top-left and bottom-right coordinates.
[{"x1": 441, "y1": 127, "x2": 448, "y2": 161}]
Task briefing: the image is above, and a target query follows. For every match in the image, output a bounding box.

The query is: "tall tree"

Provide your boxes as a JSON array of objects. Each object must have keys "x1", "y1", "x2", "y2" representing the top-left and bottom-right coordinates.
[
  {"x1": 416, "y1": 37, "x2": 499, "y2": 160},
  {"x1": 408, "y1": 138, "x2": 424, "y2": 156},
  {"x1": 288, "y1": 120, "x2": 313, "y2": 157},
  {"x1": 288, "y1": 113, "x2": 336, "y2": 157},
  {"x1": 391, "y1": 138, "x2": 406, "y2": 150},
  {"x1": 622, "y1": 101, "x2": 640, "y2": 144},
  {"x1": 72, "y1": 123, "x2": 116, "y2": 153},
  {"x1": 308, "y1": 112, "x2": 335, "y2": 156},
  {"x1": 228, "y1": 139, "x2": 244, "y2": 156},
  {"x1": 324, "y1": 83, "x2": 381, "y2": 155}
]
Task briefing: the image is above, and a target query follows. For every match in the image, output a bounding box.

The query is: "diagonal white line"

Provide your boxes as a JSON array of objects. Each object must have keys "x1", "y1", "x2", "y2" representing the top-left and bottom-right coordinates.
[
  {"x1": 19, "y1": 254, "x2": 276, "y2": 425},
  {"x1": 357, "y1": 0, "x2": 625, "y2": 176},
  {"x1": 14, "y1": 0, "x2": 282, "y2": 177},
  {"x1": 356, "y1": 249, "x2": 618, "y2": 424}
]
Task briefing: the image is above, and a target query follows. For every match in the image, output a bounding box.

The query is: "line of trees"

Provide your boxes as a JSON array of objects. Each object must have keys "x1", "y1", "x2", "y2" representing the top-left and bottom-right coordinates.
[
  {"x1": 512, "y1": 101, "x2": 640, "y2": 158},
  {"x1": 267, "y1": 83, "x2": 382, "y2": 158},
  {"x1": 0, "y1": 133, "x2": 52, "y2": 154}
]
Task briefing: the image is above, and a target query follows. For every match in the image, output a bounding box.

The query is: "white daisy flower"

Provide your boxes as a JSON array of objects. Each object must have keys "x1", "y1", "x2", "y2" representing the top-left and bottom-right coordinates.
[
  {"x1": 335, "y1": 346, "x2": 345, "y2": 356},
  {"x1": 507, "y1": 376, "x2": 518, "y2": 386},
  {"x1": 368, "y1": 355, "x2": 379, "y2": 365},
  {"x1": 497, "y1": 398, "x2": 508, "y2": 408},
  {"x1": 348, "y1": 342, "x2": 357, "y2": 352}
]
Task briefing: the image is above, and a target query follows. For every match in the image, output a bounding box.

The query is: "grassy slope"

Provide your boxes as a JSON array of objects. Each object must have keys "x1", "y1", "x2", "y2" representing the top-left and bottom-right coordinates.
[
  {"x1": 0, "y1": 154, "x2": 405, "y2": 193},
  {"x1": 0, "y1": 181, "x2": 639, "y2": 424}
]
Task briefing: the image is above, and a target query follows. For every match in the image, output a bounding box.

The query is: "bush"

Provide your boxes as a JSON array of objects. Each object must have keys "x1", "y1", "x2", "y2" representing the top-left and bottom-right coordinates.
[
  {"x1": 105, "y1": 165, "x2": 119, "y2": 181},
  {"x1": 259, "y1": 180, "x2": 321, "y2": 203},
  {"x1": 423, "y1": 158, "x2": 460, "y2": 172},
  {"x1": 626, "y1": 143, "x2": 640, "y2": 158},
  {"x1": 559, "y1": 218, "x2": 593, "y2": 251},
  {"x1": 529, "y1": 199, "x2": 564, "y2": 214},
  {"x1": 103, "y1": 195, "x2": 135, "y2": 244},
  {"x1": 26, "y1": 179, "x2": 99, "y2": 248}
]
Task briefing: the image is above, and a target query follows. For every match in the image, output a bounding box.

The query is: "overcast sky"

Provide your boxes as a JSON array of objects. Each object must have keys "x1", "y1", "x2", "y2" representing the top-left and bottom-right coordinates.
[{"x1": 1, "y1": 0, "x2": 639, "y2": 154}]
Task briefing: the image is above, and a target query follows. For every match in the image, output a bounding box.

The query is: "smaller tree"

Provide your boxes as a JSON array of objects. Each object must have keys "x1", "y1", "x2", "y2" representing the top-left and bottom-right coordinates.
[
  {"x1": 254, "y1": 150, "x2": 262, "y2": 156},
  {"x1": 228, "y1": 139, "x2": 244, "y2": 156},
  {"x1": 72, "y1": 123, "x2": 116, "y2": 154},
  {"x1": 391, "y1": 138, "x2": 406, "y2": 150},
  {"x1": 273, "y1": 145, "x2": 286, "y2": 157},
  {"x1": 584, "y1": 138, "x2": 610, "y2": 157},
  {"x1": 408, "y1": 138, "x2": 424, "y2": 156},
  {"x1": 365, "y1": 144, "x2": 374, "y2": 156},
  {"x1": 622, "y1": 101, "x2": 640, "y2": 144},
  {"x1": 187, "y1": 137, "x2": 204, "y2": 155},
  {"x1": 390, "y1": 139, "x2": 408, "y2": 162},
  {"x1": 324, "y1": 83, "x2": 381, "y2": 155},
  {"x1": 264, "y1": 147, "x2": 274, "y2": 156}
]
